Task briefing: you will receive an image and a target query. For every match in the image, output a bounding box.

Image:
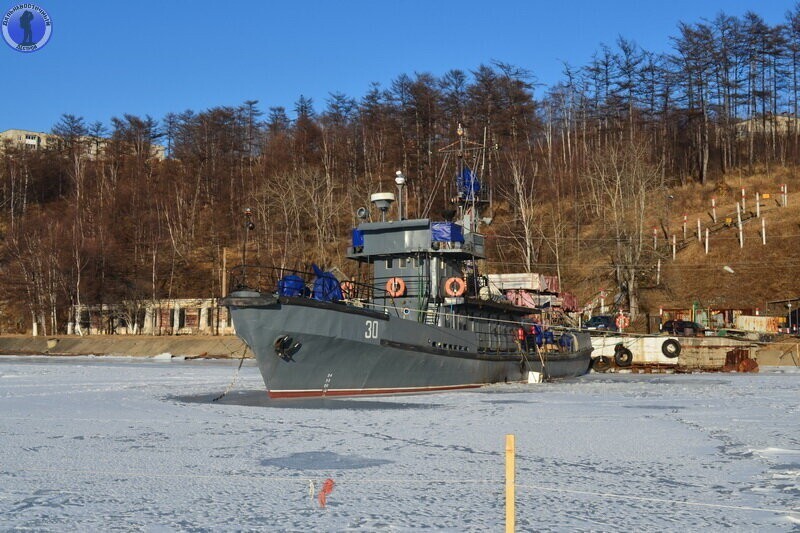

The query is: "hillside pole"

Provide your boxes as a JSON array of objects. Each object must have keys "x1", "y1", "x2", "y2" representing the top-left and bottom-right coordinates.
[
  {"x1": 741, "y1": 188, "x2": 746, "y2": 211},
  {"x1": 736, "y1": 203, "x2": 743, "y2": 248},
  {"x1": 683, "y1": 214, "x2": 687, "y2": 240},
  {"x1": 711, "y1": 197, "x2": 717, "y2": 223},
  {"x1": 697, "y1": 219, "x2": 701, "y2": 242},
  {"x1": 222, "y1": 248, "x2": 228, "y2": 297},
  {"x1": 705, "y1": 228, "x2": 709, "y2": 254},
  {"x1": 672, "y1": 235, "x2": 676, "y2": 260},
  {"x1": 756, "y1": 192, "x2": 760, "y2": 218},
  {"x1": 762, "y1": 218, "x2": 766, "y2": 245},
  {"x1": 657, "y1": 259, "x2": 661, "y2": 285}
]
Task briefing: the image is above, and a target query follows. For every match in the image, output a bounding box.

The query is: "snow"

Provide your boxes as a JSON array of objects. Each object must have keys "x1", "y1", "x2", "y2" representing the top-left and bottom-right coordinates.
[{"x1": 1, "y1": 356, "x2": 798, "y2": 531}]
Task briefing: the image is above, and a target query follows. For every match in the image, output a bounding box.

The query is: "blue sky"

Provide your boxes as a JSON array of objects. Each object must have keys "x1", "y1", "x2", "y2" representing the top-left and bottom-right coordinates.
[{"x1": 1, "y1": 0, "x2": 795, "y2": 133}]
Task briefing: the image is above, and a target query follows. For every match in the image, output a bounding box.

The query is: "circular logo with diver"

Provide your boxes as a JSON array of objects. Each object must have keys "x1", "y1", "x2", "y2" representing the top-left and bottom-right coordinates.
[{"x1": 2, "y1": 3, "x2": 52, "y2": 52}]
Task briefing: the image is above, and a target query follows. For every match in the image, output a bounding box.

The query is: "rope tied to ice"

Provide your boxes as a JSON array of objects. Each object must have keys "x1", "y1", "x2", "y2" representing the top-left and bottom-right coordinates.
[{"x1": 212, "y1": 342, "x2": 249, "y2": 402}]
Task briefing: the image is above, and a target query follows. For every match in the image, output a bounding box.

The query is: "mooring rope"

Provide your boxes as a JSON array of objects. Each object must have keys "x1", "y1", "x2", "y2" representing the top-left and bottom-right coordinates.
[{"x1": 211, "y1": 341, "x2": 250, "y2": 402}]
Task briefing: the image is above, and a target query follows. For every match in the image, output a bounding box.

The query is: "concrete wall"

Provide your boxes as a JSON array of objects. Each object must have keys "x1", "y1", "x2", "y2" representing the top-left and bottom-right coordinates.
[{"x1": 0, "y1": 335, "x2": 251, "y2": 358}]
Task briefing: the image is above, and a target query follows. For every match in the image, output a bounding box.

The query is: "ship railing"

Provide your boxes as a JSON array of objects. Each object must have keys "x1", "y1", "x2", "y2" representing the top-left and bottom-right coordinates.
[
  {"x1": 360, "y1": 299, "x2": 589, "y2": 353},
  {"x1": 227, "y1": 265, "x2": 589, "y2": 352},
  {"x1": 227, "y1": 264, "x2": 375, "y2": 302}
]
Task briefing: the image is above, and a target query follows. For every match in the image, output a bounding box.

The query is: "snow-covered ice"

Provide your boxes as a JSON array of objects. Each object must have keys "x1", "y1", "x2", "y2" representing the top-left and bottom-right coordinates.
[{"x1": 1, "y1": 356, "x2": 798, "y2": 531}]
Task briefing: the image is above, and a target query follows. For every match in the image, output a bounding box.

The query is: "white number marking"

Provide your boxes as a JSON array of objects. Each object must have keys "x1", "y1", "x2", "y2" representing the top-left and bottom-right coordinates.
[{"x1": 364, "y1": 320, "x2": 379, "y2": 339}]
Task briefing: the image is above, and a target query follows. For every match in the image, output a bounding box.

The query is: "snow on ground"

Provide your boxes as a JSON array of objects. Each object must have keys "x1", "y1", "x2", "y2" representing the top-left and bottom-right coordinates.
[{"x1": 1, "y1": 356, "x2": 798, "y2": 531}]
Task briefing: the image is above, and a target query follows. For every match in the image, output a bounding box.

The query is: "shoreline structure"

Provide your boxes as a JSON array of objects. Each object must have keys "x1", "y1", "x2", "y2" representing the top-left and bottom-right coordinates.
[
  {"x1": 0, "y1": 334, "x2": 797, "y2": 366},
  {"x1": 0, "y1": 335, "x2": 251, "y2": 359}
]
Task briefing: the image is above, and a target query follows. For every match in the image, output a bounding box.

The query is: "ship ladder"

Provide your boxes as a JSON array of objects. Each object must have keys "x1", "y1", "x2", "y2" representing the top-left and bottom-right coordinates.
[
  {"x1": 425, "y1": 302, "x2": 439, "y2": 325},
  {"x1": 533, "y1": 344, "x2": 547, "y2": 379}
]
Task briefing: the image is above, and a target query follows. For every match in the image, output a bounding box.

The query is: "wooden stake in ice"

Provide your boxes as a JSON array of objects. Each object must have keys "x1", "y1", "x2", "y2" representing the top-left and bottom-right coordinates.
[{"x1": 505, "y1": 434, "x2": 515, "y2": 533}]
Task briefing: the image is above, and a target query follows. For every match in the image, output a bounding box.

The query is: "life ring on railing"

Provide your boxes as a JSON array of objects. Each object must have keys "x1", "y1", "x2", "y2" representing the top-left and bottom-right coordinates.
[
  {"x1": 340, "y1": 281, "x2": 356, "y2": 299},
  {"x1": 444, "y1": 277, "x2": 467, "y2": 297},
  {"x1": 615, "y1": 313, "x2": 630, "y2": 330},
  {"x1": 385, "y1": 277, "x2": 406, "y2": 297}
]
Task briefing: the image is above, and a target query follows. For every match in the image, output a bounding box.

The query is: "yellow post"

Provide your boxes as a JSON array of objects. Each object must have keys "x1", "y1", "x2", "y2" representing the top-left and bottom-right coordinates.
[{"x1": 505, "y1": 434, "x2": 515, "y2": 533}]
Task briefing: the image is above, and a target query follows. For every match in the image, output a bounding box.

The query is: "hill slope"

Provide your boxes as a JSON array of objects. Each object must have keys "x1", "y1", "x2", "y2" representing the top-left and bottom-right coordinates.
[{"x1": 565, "y1": 170, "x2": 800, "y2": 314}]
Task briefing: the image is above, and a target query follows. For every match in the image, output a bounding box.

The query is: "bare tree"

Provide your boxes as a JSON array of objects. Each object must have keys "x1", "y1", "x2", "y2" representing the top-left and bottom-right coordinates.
[
  {"x1": 499, "y1": 151, "x2": 542, "y2": 273},
  {"x1": 585, "y1": 136, "x2": 661, "y2": 319}
]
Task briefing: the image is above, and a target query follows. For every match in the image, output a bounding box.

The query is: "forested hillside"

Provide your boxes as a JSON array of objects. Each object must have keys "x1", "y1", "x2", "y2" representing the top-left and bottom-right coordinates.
[{"x1": 2, "y1": 8, "x2": 800, "y2": 333}]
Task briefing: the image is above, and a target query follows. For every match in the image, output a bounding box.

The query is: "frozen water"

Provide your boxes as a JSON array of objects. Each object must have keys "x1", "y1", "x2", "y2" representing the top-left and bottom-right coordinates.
[{"x1": 1, "y1": 356, "x2": 798, "y2": 531}]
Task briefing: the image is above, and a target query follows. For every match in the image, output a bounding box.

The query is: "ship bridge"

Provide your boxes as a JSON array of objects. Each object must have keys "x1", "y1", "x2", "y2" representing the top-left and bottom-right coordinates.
[{"x1": 347, "y1": 218, "x2": 485, "y2": 262}]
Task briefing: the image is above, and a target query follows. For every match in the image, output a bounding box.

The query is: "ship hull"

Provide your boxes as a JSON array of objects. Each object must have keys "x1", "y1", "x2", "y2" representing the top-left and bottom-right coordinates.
[{"x1": 225, "y1": 292, "x2": 592, "y2": 398}]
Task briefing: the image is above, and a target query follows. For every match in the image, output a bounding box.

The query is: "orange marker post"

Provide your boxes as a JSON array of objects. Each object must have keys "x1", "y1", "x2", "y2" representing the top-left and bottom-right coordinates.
[{"x1": 505, "y1": 434, "x2": 515, "y2": 533}]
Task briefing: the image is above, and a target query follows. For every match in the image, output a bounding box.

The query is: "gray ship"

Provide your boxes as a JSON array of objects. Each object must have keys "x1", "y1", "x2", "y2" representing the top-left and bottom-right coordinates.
[{"x1": 223, "y1": 137, "x2": 592, "y2": 398}]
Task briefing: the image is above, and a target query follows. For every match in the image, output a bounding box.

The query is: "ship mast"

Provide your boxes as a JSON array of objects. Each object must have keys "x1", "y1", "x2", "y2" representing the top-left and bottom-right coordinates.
[{"x1": 451, "y1": 123, "x2": 489, "y2": 234}]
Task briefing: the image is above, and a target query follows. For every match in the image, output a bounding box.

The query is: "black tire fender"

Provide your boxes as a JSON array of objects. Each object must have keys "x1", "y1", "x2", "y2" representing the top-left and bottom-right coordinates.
[
  {"x1": 614, "y1": 347, "x2": 633, "y2": 367},
  {"x1": 592, "y1": 356, "x2": 612, "y2": 372},
  {"x1": 662, "y1": 338, "x2": 681, "y2": 358}
]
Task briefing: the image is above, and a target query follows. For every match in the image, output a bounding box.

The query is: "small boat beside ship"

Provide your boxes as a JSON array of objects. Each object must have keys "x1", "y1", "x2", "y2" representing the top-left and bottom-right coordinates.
[
  {"x1": 588, "y1": 330, "x2": 761, "y2": 372},
  {"x1": 222, "y1": 131, "x2": 592, "y2": 398}
]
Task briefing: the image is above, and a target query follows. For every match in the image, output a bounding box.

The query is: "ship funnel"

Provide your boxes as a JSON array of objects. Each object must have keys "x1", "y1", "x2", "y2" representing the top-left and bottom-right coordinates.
[{"x1": 370, "y1": 192, "x2": 395, "y2": 222}]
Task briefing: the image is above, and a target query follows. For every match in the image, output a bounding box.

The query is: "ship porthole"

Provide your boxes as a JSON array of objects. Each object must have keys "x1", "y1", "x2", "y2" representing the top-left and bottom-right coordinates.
[{"x1": 403, "y1": 307, "x2": 410, "y2": 316}]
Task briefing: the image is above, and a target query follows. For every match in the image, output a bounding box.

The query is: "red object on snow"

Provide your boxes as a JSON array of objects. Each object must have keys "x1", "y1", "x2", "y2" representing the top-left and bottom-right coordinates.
[{"x1": 318, "y1": 478, "x2": 335, "y2": 508}]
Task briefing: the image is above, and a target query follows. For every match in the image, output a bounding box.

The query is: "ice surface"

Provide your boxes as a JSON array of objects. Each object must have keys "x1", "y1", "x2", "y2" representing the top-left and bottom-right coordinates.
[{"x1": 1, "y1": 356, "x2": 798, "y2": 531}]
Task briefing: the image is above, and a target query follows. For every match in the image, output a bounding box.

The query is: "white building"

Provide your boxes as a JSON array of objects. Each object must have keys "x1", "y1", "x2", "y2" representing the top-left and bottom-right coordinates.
[
  {"x1": 0, "y1": 128, "x2": 166, "y2": 160},
  {"x1": 0, "y1": 128, "x2": 52, "y2": 150},
  {"x1": 71, "y1": 299, "x2": 234, "y2": 336}
]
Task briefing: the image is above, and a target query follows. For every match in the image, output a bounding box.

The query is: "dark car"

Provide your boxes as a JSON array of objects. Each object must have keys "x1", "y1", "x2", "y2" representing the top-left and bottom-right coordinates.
[
  {"x1": 661, "y1": 320, "x2": 705, "y2": 336},
  {"x1": 583, "y1": 315, "x2": 618, "y2": 331}
]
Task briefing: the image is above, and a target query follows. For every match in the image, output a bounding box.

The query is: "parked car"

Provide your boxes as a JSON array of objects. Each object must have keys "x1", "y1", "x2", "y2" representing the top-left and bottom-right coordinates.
[
  {"x1": 661, "y1": 320, "x2": 705, "y2": 336},
  {"x1": 583, "y1": 315, "x2": 618, "y2": 331}
]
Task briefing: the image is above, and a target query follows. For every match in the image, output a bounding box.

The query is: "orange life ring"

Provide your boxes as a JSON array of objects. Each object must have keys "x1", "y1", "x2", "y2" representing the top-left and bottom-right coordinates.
[
  {"x1": 385, "y1": 277, "x2": 406, "y2": 297},
  {"x1": 444, "y1": 277, "x2": 467, "y2": 297},
  {"x1": 615, "y1": 314, "x2": 630, "y2": 329},
  {"x1": 340, "y1": 281, "x2": 355, "y2": 298}
]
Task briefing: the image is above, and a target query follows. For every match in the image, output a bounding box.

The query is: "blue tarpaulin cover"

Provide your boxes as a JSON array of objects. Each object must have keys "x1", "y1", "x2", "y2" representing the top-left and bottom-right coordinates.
[
  {"x1": 431, "y1": 222, "x2": 465, "y2": 243},
  {"x1": 278, "y1": 274, "x2": 306, "y2": 297},
  {"x1": 312, "y1": 264, "x2": 343, "y2": 301},
  {"x1": 351, "y1": 228, "x2": 364, "y2": 247},
  {"x1": 457, "y1": 166, "x2": 481, "y2": 199},
  {"x1": 559, "y1": 334, "x2": 573, "y2": 351}
]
